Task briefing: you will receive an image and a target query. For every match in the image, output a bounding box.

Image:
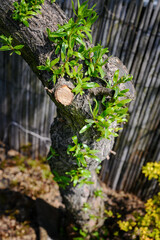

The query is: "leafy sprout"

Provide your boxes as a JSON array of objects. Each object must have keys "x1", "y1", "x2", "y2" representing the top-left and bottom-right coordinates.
[
  {"x1": 79, "y1": 71, "x2": 132, "y2": 141},
  {"x1": 38, "y1": 0, "x2": 109, "y2": 95},
  {"x1": 0, "y1": 35, "x2": 24, "y2": 55},
  {"x1": 12, "y1": 0, "x2": 45, "y2": 27},
  {"x1": 66, "y1": 167, "x2": 93, "y2": 187},
  {"x1": 94, "y1": 189, "x2": 104, "y2": 198},
  {"x1": 52, "y1": 170, "x2": 70, "y2": 189},
  {"x1": 67, "y1": 136, "x2": 100, "y2": 167}
]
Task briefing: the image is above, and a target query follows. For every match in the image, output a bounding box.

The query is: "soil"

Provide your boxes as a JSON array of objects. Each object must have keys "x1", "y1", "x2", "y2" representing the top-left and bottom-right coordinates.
[{"x1": 0, "y1": 141, "x2": 145, "y2": 240}]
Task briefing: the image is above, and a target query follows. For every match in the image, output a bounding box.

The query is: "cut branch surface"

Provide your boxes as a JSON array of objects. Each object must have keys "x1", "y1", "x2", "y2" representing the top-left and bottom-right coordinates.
[{"x1": 55, "y1": 85, "x2": 74, "y2": 106}]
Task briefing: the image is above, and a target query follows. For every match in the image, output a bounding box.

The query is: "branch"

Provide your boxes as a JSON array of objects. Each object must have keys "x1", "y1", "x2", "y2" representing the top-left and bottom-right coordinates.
[
  {"x1": 0, "y1": 1, "x2": 135, "y2": 130},
  {"x1": 0, "y1": 0, "x2": 68, "y2": 87}
]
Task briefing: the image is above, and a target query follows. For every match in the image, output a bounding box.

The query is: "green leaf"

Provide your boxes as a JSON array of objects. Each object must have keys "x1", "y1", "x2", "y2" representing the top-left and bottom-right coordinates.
[
  {"x1": 97, "y1": 116, "x2": 106, "y2": 124},
  {"x1": 49, "y1": 32, "x2": 67, "y2": 39},
  {"x1": 72, "y1": 226, "x2": 78, "y2": 231},
  {"x1": 79, "y1": 229, "x2": 87, "y2": 237},
  {"x1": 82, "y1": 82, "x2": 100, "y2": 89},
  {"x1": 55, "y1": 44, "x2": 61, "y2": 54},
  {"x1": 77, "y1": 0, "x2": 80, "y2": 9},
  {"x1": 77, "y1": 64, "x2": 83, "y2": 73},
  {"x1": 73, "y1": 51, "x2": 84, "y2": 60},
  {"x1": 88, "y1": 101, "x2": 93, "y2": 116},
  {"x1": 65, "y1": 62, "x2": 73, "y2": 78},
  {"x1": 80, "y1": 169, "x2": 91, "y2": 177},
  {"x1": 93, "y1": 99, "x2": 99, "y2": 118},
  {"x1": 114, "y1": 86, "x2": 119, "y2": 99},
  {"x1": 119, "y1": 74, "x2": 133, "y2": 83},
  {"x1": 84, "y1": 180, "x2": 94, "y2": 185},
  {"x1": 0, "y1": 45, "x2": 11, "y2": 51},
  {"x1": 79, "y1": 122, "x2": 93, "y2": 134},
  {"x1": 113, "y1": 70, "x2": 119, "y2": 84},
  {"x1": 14, "y1": 50, "x2": 21, "y2": 55},
  {"x1": 27, "y1": 11, "x2": 37, "y2": 16},
  {"x1": 23, "y1": 20, "x2": 29, "y2": 27},
  {"x1": 0, "y1": 35, "x2": 10, "y2": 42},
  {"x1": 67, "y1": 145, "x2": 76, "y2": 154},
  {"x1": 89, "y1": 12, "x2": 98, "y2": 25},
  {"x1": 120, "y1": 89, "x2": 129, "y2": 94},
  {"x1": 99, "y1": 59, "x2": 108, "y2": 66},
  {"x1": 98, "y1": 65, "x2": 105, "y2": 78},
  {"x1": 75, "y1": 37, "x2": 86, "y2": 46},
  {"x1": 85, "y1": 119, "x2": 95, "y2": 124},
  {"x1": 78, "y1": 155, "x2": 87, "y2": 167},
  {"x1": 101, "y1": 108, "x2": 114, "y2": 118},
  {"x1": 14, "y1": 45, "x2": 24, "y2": 50},
  {"x1": 49, "y1": 75, "x2": 57, "y2": 85},
  {"x1": 72, "y1": 135, "x2": 78, "y2": 145},
  {"x1": 92, "y1": 155, "x2": 101, "y2": 162},
  {"x1": 82, "y1": 77, "x2": 90, "y2": 82},
  {"x1": 68, "y1": 60, "x2": 77, "y2": 67},
  {"x1": 77, "y1": 30, "x2": 85, "y2": 39},
  {"x1": 46, "y1": 57, "x2": 51, "y2": 67},
  {"x1": 71, "y1": 0, "x2": 77, "y2": 16},
  {"x1": 50, "y1": 146, "x2": 58, "y2": 156},
  {"x1": 47, "y1": 155, "x2": 52, "y2": 161},
  {"x1": 110, "y1": 132, "x2": 119, "y2": 137},
  {"x1": 117, "y1": 99, "x2": 132, "y2": 107},
  {"x1": 61, "y1": 42, "x2": 67, "y2": 62},
  {"x1": 72, "y1": 86, "x2": 83, "y2": 95},
  {"x1": 104, "y1": 129, "x2": 110, "y2": 139},
  {"x1": 115, "y1": 107, "x2": 128, "y2": 114},
  {"x1": 69, "y1": 37, "x2": 75, "y2": 50},
  {"x1": 37, "y1": 65, "x2": 48, "y2": 70},
  {"x1": 89, "y1": 63, "x2": 94, "y2": 73},
  {"x1": 78, "y1": 1, "x2": 89, "y2": 16},
  {"x1": 83, "y1": 29, "x2": 92, "y2": 42},
  {"x1": 73, "y1": 176, "x2": 78, "y2": 186},
  {"x1": 100, "y1": 47, "x2": 109, "y2": 56},
  {"x1": 50, "y1": 57, "x2": 60, "y2": 67},
  {"x1": 92, "y1": 231, "x2": 99, "y2": 237},
  {"x1": 61, "y1": 175, "x2": 71, "y2": 182}
]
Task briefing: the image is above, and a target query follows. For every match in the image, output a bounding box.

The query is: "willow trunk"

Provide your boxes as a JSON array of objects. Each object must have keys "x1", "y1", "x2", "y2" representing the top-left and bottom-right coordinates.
[{"x1": 0, "y1": 0, "x2": 135, "y2": 232}]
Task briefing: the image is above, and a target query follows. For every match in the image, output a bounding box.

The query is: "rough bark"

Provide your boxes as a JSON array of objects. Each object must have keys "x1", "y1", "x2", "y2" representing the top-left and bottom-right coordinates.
[{"x1": 0, "y1": 0, "x2": 135, "y2": 232}]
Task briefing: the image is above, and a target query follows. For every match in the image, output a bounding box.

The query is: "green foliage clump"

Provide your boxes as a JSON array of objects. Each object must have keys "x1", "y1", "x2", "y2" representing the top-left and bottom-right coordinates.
[
  {"x1": 72, "y1": 225, "x2": 109, "y2": 240},
  {"x1": 79, "y1": 70, "x2": 132, "y2": 141},
  {"x1": 82, "y1": 202, "x2": 91, "y2": 212},
  {"x1": 12, "y1": 0, "x2": 45, "y2": 27},
  {"x1": 48, "y1": 136, "x2": 100, "y2": 188},
  {"x1": 38, "y1": 0, "x2": 132, "y2": 145},
  {"x1": 0, "y1": 35, "x2": 24, "y2": 55},
  {"x1": 118, "y1": 161, "x2": 160, "y2": 240},
  {"x1": 38, "y1": 0, "x2": 108, "y2": 92},
  {"x1": 66, "y1": 167, "x2": 93, "y2": 187},
  {"x1": 67, "y1": 136, "x2": 100, "y2": 167},
  {"x1": 52, "y1": 170, "x2": 70, "y2": 189},
  {"x1": 94, "y1": 189, "x2": 104, "y2": 198},
  {"x1": 66, "y1": 135, "x2": 101, "y2": 186}
]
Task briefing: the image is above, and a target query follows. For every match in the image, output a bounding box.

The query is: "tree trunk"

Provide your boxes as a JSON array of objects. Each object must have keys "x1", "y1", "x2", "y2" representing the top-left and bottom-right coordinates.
[{"x1": 0, "y1": 0, "x2": 135, "y2": 233}]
